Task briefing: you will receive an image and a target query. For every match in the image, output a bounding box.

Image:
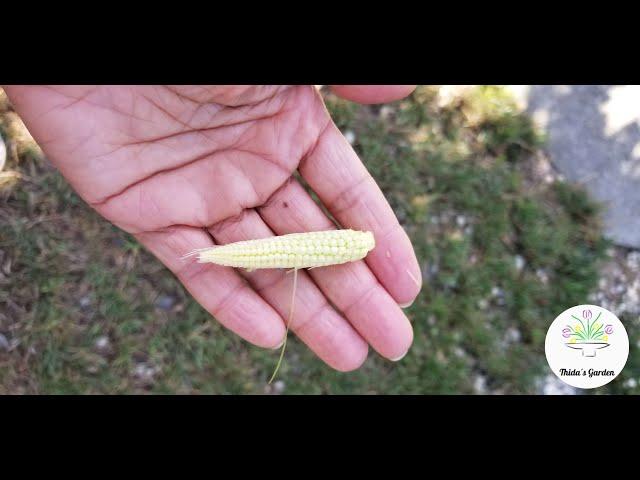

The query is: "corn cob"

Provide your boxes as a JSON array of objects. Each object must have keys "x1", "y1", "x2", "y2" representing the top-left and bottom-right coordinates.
[{"x1": 192, "y1": 229, "x2": 375, "y2": 270}]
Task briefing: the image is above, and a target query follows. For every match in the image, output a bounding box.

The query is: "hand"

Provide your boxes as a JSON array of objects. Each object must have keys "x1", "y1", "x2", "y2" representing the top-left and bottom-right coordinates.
[{"x1": 4, "y1": 85, "x2": 421, "y2": 371}]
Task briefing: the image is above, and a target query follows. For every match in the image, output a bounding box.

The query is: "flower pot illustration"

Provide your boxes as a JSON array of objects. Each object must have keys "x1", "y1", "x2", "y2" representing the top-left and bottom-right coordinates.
[
  {"x1": 562, "y1": 310, "x2": 612, "y2": 356},
  {"x1": 565, "y1": 341, "x2": 610, "y2": 357}
]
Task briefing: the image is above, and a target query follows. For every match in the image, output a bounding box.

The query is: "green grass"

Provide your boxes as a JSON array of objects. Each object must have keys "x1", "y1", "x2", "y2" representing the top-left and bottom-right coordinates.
[{"x1": 1, "y1": 86, "x2": 634, "y2": 394}]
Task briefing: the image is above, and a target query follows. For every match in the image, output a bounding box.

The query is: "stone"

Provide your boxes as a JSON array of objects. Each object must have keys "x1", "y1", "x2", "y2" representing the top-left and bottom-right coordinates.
[
  {"x1": 79, "y1": 295, "x2": 92, "y2": 308},
  {"x1": 95, "y1": 336, "x2": 110, "y2": 350},
  {"x1": 272, "y1": 380, "x2": 285, "y2": 394},
  {"x1": 155, "y1": 295, "x2": 176, "y2": 311},
  {"x1": 0, "y1": 333, "x2": 9, "y2": 351},
  {"x1": 343, "y1": 130, "x2": 356, "y2": 145},
  {"x1": 473, "y1": 374, "x2": 488, "y2": 394},
  {"x1": 540, "y1": 374, "x2": 577, "y2": 395},
  {"x1": 0, "y1": 134, "x2": 6, "y2": 171}
]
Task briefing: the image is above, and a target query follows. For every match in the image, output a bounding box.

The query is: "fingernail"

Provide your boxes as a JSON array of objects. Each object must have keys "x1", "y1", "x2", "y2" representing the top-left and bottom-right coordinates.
[
  {"x1": 271, "y1": 338, "x2": 285, "y2": 350},
  {"x1": 398, "y1": 300, "x2": 414, "y2": 309},
  {"x1": 390, "y1": 351, "x2": 408, "y2": 362}
]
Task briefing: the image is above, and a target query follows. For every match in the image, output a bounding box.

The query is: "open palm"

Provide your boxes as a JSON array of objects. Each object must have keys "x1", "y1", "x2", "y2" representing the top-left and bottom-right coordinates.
[{"x1": 5, "y1": 85, "x2": 422, "y2": 371}]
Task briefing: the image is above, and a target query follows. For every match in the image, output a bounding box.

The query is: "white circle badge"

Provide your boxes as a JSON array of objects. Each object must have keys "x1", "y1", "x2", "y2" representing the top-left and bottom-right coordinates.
[{"x1": 545, "y1": 304, "x2": 629, "y2": 389}]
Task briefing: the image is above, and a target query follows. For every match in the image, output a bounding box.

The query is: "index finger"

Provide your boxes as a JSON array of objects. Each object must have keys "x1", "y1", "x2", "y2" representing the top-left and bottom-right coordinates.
[{"x1": 299, "y1": 122, "x2": 422, "y2": 306}]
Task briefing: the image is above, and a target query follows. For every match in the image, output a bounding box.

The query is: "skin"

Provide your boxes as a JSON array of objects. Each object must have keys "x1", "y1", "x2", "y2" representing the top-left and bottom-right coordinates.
[{"x1": 4, "y1": 85, "x2": 422, "y2": 372}]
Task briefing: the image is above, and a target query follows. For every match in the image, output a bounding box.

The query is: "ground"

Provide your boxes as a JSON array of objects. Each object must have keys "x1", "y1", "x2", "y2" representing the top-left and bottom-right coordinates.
[{"x1": 0, "y1": 86, "x2": 638, "y2": 394}]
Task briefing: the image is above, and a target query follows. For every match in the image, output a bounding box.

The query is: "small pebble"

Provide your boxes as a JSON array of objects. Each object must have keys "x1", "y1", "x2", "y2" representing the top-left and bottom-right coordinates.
[
  {"x1": 473, "y1": 375, "x2": 487, "y2": 394},
  {"x1": 155, "y1": 295, "x2": 176, "y2": 311},
  {"x1": 453, "y1": 347, "x2": 467, "y2": 358},
  {"x1": 535, "y1": 269, "x2": 549, "y2": 284},
  {"x1": 134, "y1": 363, "x2": 158, "y2": 381},
  {"x1": 344, "y1": 130, "x2": 356, "y2": 145},
  {"x1": 428, "y1": 263, "x2": 439, "y2": 277},
  {"x1": 0, "y1": 333, "x2": 9, "y2": 351},
  {"x1": 627, "y1": 251, "x2": 640, "y2": 269},
  {"x1": 95, "y1": 336, "x2": 110, "y2": 350},
  {"x1": 612, "y1": 283, "x2": 626, "y2": 295},
  {"x1": 379, "y1": 105, "x2": 394, "y2": 120},
  {"x1": 504, "y1": 327, "x2": 521, "y2": 344},
  {"x1": 540, "y1": 374, "x2": 577, "y2": 395},
  {"x1": 514, "y1": 255, "x2": 526, "y2": 271},
  {"x1": 490, "y1": 286, "x2": 506, "y2": 306}
]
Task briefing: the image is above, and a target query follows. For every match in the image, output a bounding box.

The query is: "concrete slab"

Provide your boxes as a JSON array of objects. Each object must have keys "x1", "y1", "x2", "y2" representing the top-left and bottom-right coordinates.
[{"x1": 507, "y1": 85, "x2": 640, "y2": 248}]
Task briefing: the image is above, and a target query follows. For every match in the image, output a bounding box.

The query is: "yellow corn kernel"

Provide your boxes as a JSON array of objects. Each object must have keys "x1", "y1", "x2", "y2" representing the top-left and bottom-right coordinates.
[{"x1": 194, "y1": 229, "x2": 375, "y2": 269}]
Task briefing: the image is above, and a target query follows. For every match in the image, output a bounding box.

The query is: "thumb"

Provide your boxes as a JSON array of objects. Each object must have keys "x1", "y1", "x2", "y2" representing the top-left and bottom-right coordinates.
[{"x1": 330, "y1": 85, "x2": 416, "y2": 104}]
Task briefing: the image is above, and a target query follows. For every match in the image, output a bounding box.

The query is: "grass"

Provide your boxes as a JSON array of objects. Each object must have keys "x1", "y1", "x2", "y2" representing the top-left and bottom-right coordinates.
[{"x1": 1, "y1": 86, "x2": 635, "y2": 394}]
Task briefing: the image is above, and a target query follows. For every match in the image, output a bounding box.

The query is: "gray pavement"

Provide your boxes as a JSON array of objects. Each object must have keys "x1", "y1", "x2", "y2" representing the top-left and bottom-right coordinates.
[{"x1": 507, "y1": 85, "x2": 640, "y2": 249}]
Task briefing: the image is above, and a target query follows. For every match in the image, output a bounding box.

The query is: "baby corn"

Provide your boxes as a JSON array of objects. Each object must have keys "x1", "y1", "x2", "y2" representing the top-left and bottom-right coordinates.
[{"x1": 192, "y1": 229, "x2": 375, "y2": 270}]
